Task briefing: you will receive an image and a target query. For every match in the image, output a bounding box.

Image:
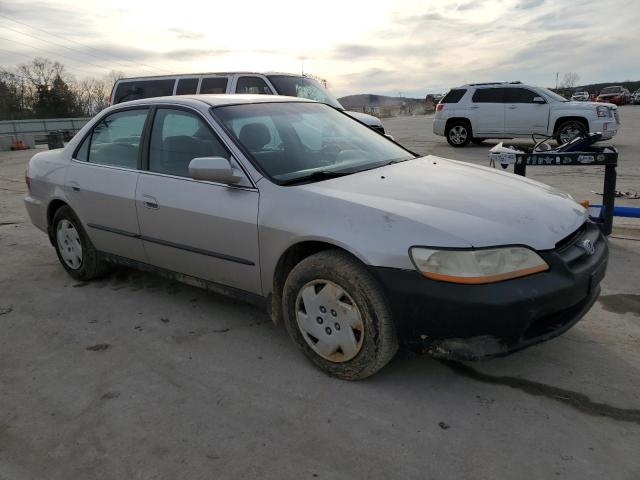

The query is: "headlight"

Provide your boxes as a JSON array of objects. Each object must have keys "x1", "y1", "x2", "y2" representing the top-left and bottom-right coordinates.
[
  {"x1": 596, "y1": 106, "x2": 611, "y2": 117},
  {"x1": 410, "y1": 246, "x2": 549, "y2": 284}
]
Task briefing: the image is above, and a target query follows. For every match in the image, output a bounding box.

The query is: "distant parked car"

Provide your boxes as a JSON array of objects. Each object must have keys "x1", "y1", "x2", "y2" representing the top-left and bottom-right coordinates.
[
  {"x1": 110, "y1": 72, "x2": 385, "y2": 134},
  {"x1": 631, "y1": 90, "x2": 640, "y2": 105},
  {"x1": 571, "y1": 91, "x2": 590, "y2": 101},
  {"x1": 596, "y1": 86, "x2": 630, "y2": 105},
  {"x1": 434, "y1": 81, "x2": 619, "y2": 147}
]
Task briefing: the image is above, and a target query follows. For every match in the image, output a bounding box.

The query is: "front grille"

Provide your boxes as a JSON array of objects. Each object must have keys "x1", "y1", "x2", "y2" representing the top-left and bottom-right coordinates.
[
  {"x1": 555, "y1": 222, "x2": 601, "y2": 267},
  {"x1": 555, "y1": 223, "x2": 586, "y2": 251}
]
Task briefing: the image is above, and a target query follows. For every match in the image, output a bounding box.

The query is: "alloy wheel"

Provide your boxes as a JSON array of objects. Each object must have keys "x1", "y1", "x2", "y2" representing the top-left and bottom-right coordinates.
[{"x1": 449, "y1": 125, "x2": 468, "y2": 145}]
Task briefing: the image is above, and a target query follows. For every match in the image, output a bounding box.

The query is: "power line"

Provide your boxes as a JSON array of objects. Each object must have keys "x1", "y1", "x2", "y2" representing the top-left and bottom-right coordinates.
[
  {"x1": 0, "y1": 13, "x2": 173, "y2": 75},
  {"x1": 0, "y1": 25, "x2": 129, "y2": 74},
  {"x1": 0, "y1": 36, "x2": 106, "y2": 77}
]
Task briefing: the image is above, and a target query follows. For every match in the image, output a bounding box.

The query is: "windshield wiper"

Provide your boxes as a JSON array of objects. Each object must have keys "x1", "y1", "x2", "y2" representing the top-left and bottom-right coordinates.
[{"x1": 281, "y1": 170, "x2": 353, "y2": 186}]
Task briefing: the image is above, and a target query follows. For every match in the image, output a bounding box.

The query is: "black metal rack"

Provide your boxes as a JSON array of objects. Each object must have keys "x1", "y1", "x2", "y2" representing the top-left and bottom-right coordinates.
[{"x1": 511, "y1": 147, "x2": 618, "y2": 235}]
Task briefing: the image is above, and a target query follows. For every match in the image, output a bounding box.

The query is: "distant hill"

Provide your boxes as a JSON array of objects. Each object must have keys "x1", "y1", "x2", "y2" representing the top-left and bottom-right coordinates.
[
  {"x1": 575, "y1": 80, "x2": 640, "y2": 94},
  {"x1": 338, "y1": 94, "x2": 431, "y2": 117}
]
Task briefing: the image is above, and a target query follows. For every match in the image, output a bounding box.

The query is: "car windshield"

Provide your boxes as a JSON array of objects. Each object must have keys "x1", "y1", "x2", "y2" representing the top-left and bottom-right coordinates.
[
  {"x1": 601, "y1": 87, "x2": 621, "y2": 94},
  {"x1": 214, "y1": 102, "x2": 415, "y2": 184},
  {"x1": 267, "y1": 75, "x2": 343, "y2": 109},
  {"x1": 540, "y1": 87, "x2": 569, "y2": 102}
]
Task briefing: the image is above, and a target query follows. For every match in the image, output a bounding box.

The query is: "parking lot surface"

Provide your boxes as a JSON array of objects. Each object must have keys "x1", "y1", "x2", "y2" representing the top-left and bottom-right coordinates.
[{"x1": 1, "y1": 108, "x2": 639, "y2": 480}]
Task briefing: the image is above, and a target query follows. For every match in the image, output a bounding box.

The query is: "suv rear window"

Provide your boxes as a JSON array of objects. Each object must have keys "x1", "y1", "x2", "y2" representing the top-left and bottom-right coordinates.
[
  {"x1": 441, "y1": 89, "x2": 466, "y2": 103},
  {"x1": 113, "y1": 80, "x2": 175, "y2": 104},
  {"x1": 472, "y1": 88, "x2": 505, "y2": 103}
]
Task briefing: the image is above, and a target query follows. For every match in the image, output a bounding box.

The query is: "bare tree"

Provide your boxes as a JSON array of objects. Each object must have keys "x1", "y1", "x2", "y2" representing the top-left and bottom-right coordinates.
[{"x1": 559, "y1": 72, "x2": 580, "y2": 96}]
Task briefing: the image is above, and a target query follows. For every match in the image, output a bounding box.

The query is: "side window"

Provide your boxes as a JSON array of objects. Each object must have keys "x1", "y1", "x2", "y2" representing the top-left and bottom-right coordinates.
[
  {"x1": 441, "y1": 89, "x2": 466, "y2": 103},
  {"x1": 74, "y1": 134, "x2": 90, "y2": 161},
  {"x1": 472, "y1": 88, "x2": 506, "y2": 103},
  {"x1": 113, "y1": 80, "x2": 175, "y2": 104},
  {"x1": 176, "y1": 78, "x2": 199, "y2": 95},
  {"x1": 148, "y1": 108, "x2": 230, "y2": 178},
  {"x1": 200, "y1": 77, "x2": 228, "y2": 94},
  {"x1": 87, "y1": 109, "x2": 148, "y2": 168},
  {"x1": 505, "y1": 88, "x2": 540, "y2": 103},
  {"x1": 235, "y1": 76, "x2": 272, "y2": 95}
]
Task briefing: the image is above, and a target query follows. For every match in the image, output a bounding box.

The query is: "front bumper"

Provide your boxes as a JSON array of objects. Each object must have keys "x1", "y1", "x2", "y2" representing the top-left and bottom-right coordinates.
[
  {"x1": 590, "y1": 117, "x2": 618, "y2": 139},
  {"x1": 370, "y1": 222, "x2": 608, "y2": 360}
]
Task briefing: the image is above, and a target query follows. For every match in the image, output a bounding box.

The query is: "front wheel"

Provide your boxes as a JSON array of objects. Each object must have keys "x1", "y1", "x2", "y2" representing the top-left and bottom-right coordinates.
[
  {"x1": 555, "y1": 120, "x2": 587, "y2": 145},
  {"x1": 282, "y1": 250, "x2": 398, "y2": 380},
  {"x1": 446, "y1": 121, "x2": 471, "y2": 147}
]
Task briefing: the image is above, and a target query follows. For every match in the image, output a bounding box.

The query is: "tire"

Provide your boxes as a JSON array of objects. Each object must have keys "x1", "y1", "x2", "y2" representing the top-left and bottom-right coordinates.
[
  {"x1": 52, "y1": 206, "x2": 108, "y2": 281},
  {"x1": 446, "y1": 120, "x2": 471, "y2": 147},
  {"x1": 282, "y1": 250, "x2": 398, "y2": 380},
  {"x1": 471, "y1": 138, "x2": 485, "y2": 145},
  {"x1": 555, "y1": 120, "x2": 587, "y2": 145}
]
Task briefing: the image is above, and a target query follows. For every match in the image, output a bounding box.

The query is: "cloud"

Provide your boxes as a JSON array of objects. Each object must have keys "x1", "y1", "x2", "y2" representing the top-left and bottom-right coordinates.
[
  {"x1": 168, "y1": 28, "x2": 205, "y2": 40},
  {"x1": 515, "y1": 0, "x2": 545, "y2": 9}
]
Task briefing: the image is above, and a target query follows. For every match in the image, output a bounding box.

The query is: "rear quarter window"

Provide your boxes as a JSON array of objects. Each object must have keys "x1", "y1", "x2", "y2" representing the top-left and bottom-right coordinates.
[
  {"x1": 113, "y1": 79, "x2": 175, "y2": 104},
  {"x1": 441, "y1": 89, "x2": 466, "y2": 103},
  {"x1": 472, "y1": 88, "x2": 506, "y2": 103}
]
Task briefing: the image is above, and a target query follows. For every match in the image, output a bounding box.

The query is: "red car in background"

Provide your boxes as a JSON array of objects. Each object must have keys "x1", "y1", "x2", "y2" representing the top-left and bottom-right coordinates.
[{"x1": 597, "y1": 86, "x2": 630, "y2": 105}]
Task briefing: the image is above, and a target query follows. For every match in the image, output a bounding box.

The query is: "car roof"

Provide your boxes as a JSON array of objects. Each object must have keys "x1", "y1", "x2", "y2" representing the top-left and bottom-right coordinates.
[
  {"x1": 116, "y1": 72, "x2": 307, "y2": 81},
  {"x1": 114, "y1": 94, "x2": 315, "y2": 108}
]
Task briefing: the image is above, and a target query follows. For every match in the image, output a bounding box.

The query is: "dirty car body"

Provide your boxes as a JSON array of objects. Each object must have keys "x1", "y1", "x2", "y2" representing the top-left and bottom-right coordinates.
[{"x1": 24, "y1": 95, "x2": 608, "y2": 376}]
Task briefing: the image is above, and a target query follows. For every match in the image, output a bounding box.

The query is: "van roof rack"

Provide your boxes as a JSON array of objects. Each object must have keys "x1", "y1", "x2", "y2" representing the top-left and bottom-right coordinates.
[{"x1": 467, "y1": 81, "x2": 522, "y2": 86}]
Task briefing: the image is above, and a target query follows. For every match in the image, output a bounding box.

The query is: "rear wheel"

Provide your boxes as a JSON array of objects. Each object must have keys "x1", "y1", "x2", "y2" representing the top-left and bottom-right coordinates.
[
  {"x1": 555, "y1": 120, "x2": 587, "y2": 145},
  {"x1": 52, "y1": 206, "x2": 108, "y2": 281},
  {"x1": 282, "y1": 250, "x2": 398, "y2": 380},
  {"x1": 446, "y1": 121, "x2": 471, "y2": 147}
]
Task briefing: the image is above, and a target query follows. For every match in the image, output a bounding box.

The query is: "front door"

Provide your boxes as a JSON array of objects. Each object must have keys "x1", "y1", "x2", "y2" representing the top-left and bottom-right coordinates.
[
  {"x1": 65, "y1": 107, "x2": 149, "y2": 262},
  {"x1": 470, "y1": 87, "x2": 506, "y2": 134},
  {"x1": 504, "y1": 88, "x2": 550, "y2": 135},
  {"x1": 135, "y1": 107, "x2": 261, "y2": 294}
]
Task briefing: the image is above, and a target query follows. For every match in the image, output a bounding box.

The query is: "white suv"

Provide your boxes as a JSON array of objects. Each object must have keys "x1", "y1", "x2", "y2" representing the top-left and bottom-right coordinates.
[{"x1": 434, "y1": 82, "x2": 619, "y2": 147}]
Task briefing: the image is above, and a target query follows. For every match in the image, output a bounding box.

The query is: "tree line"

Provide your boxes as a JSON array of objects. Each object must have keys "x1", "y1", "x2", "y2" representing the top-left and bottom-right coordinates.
[{"x1": 0, "y1": 57, "x2": 121, "y2": 121}]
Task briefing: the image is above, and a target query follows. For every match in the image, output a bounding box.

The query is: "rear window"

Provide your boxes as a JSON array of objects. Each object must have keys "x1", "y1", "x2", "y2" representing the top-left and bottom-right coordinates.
[
  {"x1": 441, "y1": 89, "x2": 466, "y2": 103},
  {"x1": 176, "y1": 78, "x2": 199, "y2": 95},
  {"x1": 472, "y1": 88, "x2": 505, "y2": 103},
  {"x1": 113, "y1": 79, "x2": 175, "y2": 104},
  {"x1": 200, "y1": 77, "x2": 228, "y2": 94}
]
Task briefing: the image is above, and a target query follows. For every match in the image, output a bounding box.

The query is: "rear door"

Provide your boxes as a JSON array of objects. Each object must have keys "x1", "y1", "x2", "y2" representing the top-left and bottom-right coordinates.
[
  {"x1": 65, "y1": 107, "x2": 149, "y2": 262},
  {"x1": 504, "y1": 87, "x2": 549, "y2": 135},
  {"x1": 135, "y1": 106, "x2": 261, "y2": 294},
  {"x1": 470, "y1": 87, "x2": 506, "y2": 134}
]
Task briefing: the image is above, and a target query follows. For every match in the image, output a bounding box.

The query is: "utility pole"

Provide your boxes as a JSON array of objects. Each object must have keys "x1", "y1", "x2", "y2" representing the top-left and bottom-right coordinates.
[{"x1": 555, "y1": 72, "x2": 559, "y2": 90}]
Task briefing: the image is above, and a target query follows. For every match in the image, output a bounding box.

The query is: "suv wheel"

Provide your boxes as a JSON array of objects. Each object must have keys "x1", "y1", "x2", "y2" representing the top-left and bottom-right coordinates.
[
  {"x1": 52, "y1": 206, "x2": 108, "y2": 281},
  {"x1": 446, "y1": 121, "x2": 471, "y2": 147},
  {"x1": 282, "y1": 250, "x2": 398, "y2": 380},
  {"x1": 555, "y1": 120, "x2": 587, "y2": 145}
]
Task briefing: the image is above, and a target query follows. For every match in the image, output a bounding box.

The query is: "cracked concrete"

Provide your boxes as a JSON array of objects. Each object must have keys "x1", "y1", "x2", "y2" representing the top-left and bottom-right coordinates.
[{"x1": 1, "y1": 112, "x2": 640, "y2": 479}]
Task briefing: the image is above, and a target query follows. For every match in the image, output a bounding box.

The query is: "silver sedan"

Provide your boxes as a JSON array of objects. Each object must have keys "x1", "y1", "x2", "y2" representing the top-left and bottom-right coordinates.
[{"x1": 24, "y1": 95, "x2": 608, "y2": 379}]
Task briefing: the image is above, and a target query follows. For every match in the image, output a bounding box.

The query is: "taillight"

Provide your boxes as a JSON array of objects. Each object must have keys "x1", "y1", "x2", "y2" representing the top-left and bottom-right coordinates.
[{"x1": 436, "y1": 104, "x2": 444, "y2": 112}]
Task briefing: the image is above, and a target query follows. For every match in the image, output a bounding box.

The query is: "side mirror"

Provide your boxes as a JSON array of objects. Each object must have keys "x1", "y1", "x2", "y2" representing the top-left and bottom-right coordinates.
[
  {"x1": 533, "y1": 96, "x2": 546, "y2": 104},
  {"x1": 188, "y1": 157, "x2": 242, "y2": 184}
]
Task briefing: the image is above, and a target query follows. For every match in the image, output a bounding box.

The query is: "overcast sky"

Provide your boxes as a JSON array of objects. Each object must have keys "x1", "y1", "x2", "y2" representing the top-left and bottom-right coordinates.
[{"x1": 0, "y1": 0, "x2": 638, "y2": 97}]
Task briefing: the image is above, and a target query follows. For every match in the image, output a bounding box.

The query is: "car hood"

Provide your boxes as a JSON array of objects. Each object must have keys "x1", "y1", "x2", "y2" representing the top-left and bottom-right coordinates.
[
  {"x1": 564, "y1": 100, "x2": 616, "y2": 109},
  {"x1": 300, "y1": 156, "x2": 587, "y2": 251},
  {"x1": 345, "y1": 110, "x2": 383, "y2": 127}
]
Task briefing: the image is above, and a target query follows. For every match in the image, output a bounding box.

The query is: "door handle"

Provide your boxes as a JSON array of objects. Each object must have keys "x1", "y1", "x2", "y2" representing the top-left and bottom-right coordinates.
[
  {"x1": 142, "y1": 194, "x2": 159, "y2": 209},
  {"x1": 471, "y1": 106, "x2": 480, "y2": 109},
  {"x1": 508, "y1": 106, "x2": 517, "y2": 109}
]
